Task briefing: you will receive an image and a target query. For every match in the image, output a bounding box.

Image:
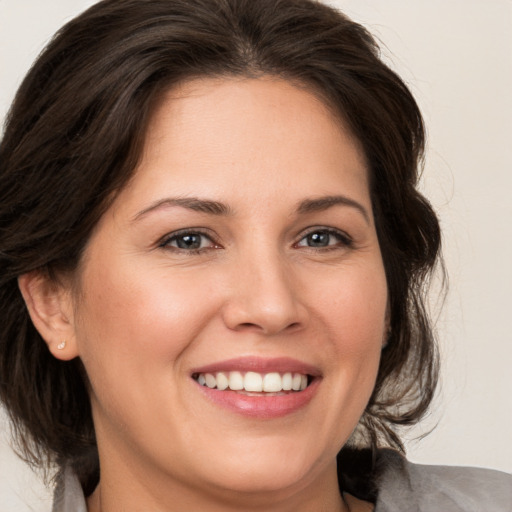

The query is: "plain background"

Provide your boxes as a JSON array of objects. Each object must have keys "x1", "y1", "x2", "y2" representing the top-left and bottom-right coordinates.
[{"x1": 1, "y1": 0, "x2": 511, "y2": 510}]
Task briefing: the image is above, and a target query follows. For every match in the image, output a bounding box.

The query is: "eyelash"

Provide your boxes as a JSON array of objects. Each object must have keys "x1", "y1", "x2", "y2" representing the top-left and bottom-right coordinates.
[
  {"x1": 158, "y1": 229, "x2": 218, "y2": 255},
  {"x1": 294, "y1": 228, "x2": 353, "y2": 251},
  {"x1": 158, "y1": 227, "x2": 353, "y2": 255}
]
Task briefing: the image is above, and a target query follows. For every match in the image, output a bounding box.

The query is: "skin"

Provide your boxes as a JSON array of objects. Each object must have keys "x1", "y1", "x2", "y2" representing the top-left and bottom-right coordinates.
[{"x1": 20, "y1": 77, "x2": 387, "y2": 511}]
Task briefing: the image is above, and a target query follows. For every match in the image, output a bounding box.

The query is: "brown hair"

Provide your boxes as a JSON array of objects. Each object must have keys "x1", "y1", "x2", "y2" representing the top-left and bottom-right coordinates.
[{"x1": 0, "y1": 0, "x2": 441, "y2": 495}]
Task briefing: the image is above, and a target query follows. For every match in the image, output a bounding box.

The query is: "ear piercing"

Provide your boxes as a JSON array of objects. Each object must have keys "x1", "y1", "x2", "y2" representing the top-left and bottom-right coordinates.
[{"x1": 57, "y1": 341, "x2": 67, "y2": 350}]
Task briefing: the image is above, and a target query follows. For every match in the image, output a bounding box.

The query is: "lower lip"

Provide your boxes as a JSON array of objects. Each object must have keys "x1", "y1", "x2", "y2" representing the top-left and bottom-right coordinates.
[{"x1": 194, "y1": 378, "x2": 320, "y2": 419}]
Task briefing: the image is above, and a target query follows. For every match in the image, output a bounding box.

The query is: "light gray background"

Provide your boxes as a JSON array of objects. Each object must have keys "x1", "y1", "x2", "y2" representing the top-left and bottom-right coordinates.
[{"x1": 1, "y1": 1, "x2": 511, "y2": 510}]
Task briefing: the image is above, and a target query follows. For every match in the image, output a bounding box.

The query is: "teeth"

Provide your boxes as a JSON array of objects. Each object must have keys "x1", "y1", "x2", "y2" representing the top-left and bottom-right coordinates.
[
  {"x1": 195, "y1": 371, "x2": 310, "y2": 393},
  {"x1": 244, "y1": 372, "x2": 263, "y2": 392},
  {"x1": 216, "y1": 372, "x2": 229, "y2": 390},
  {"x1": 205, "y1": 373, "x2": 216, "y2": 388},
  {"x1": 263, "y1": 372, "x2": 282, "y2": 392},
  {"x1": 228, "y1": 371, "x2": 244, "y2": 390}
]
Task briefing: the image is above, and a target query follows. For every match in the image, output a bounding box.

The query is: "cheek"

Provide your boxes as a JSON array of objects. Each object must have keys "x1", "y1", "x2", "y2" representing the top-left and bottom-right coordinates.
[
  {"x1": 314, "y1": 261, "x2": 388, "y2": 346},
  {"x1": 313, "y1": 261, "x2": 387, "y2": 400},
  {"x1": 342, "y1": 275, "x2": 387, "y2": 379},
  {"x1": 72, "y1": 256, "x2": 220, "y2": 383}
]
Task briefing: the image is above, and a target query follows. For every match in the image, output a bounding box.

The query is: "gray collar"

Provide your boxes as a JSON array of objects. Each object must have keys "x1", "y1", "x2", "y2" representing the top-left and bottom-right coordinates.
[{"x1": 52, "y1": 450, "x2": 512, "y2": 512}]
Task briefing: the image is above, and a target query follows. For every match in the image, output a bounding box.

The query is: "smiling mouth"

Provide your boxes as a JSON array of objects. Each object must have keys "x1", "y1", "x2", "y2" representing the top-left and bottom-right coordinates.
[{"x1": 192, "y1": 371, "x2": 313, "y2": 394}]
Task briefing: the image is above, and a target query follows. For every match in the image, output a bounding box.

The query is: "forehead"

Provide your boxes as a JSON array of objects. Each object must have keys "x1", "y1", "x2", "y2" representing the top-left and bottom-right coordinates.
[
  {"x1": 113, "y1": 76, "x2": 370, "y2": 216},
  {"x1": 145, "y1": 76, "x2": 364, "y2": 160}
]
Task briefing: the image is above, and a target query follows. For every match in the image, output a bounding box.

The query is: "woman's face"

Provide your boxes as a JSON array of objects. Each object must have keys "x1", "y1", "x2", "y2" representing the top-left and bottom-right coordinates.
[{"x1": 67, "y1": 77, "x2": 388, "y2": 502}]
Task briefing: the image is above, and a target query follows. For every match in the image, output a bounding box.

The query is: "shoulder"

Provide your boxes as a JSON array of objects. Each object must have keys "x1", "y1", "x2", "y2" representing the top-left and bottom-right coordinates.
[
  {"x1": 52, "y1": 467, "x2": 88, "y2": 512},
  {"x1": 375, "y1": 449, "x2": 512, "y2": 512}
]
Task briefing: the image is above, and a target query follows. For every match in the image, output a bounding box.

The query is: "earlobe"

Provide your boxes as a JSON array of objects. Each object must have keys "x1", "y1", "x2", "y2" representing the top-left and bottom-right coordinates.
[{"x1": 18, "y1": 271, "x2": 79, "y2": 361}]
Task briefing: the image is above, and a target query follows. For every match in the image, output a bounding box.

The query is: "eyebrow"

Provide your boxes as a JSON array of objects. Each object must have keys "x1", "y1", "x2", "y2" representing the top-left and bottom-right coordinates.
[
  {"x1": 297, "y1": 195, "x2": 370, "y2": 224},
  {"x1": 133, "y1": 197, "x2": 232, "y2": 221},
  {"x1": 133, "y1": 194, "x2": 370, "y2": 224}
]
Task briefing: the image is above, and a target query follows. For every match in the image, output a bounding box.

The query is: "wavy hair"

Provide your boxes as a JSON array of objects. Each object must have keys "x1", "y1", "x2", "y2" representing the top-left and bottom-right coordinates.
[{"x1": 0, "y1": 0, "x2": 441, "y2": 495}]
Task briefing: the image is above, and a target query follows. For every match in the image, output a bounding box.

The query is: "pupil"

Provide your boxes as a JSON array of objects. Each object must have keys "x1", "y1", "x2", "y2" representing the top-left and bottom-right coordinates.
[
  {"x1": 177, "y1": 234, "x2": 201, "y2": 249},
  {"x1": 308, "y1": 232, "x2": 329, "y2": 247}
]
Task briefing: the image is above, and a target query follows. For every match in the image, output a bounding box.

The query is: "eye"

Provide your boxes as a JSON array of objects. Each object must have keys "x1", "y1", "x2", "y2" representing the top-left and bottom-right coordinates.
[
  {"x1": 296, "y1": 229, "x2": 352, "y2": 249},
  {"x1": 159, "y1": 230, "x2": 217, "y2": 252}
]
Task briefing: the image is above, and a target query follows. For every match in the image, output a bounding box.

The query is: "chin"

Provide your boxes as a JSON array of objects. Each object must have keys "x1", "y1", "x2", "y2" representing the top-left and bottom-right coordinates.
[
  {"x1": 195, "y1": 441, "x2": 327, "y2": 495},
  {"x1": 209, "y1": 465, "x2": 310, "y2": 495}
]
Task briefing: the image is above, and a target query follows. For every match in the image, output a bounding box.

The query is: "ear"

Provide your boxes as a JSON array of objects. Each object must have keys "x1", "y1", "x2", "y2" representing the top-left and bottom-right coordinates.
[{"x1": 18, "y1": 271, "x2": 79, "y2": 361}]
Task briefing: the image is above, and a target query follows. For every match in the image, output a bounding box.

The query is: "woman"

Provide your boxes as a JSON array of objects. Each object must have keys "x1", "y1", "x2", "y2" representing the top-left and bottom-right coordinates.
[{"x1": 0, "y1": 0, "x2": 510, "y2": 511}]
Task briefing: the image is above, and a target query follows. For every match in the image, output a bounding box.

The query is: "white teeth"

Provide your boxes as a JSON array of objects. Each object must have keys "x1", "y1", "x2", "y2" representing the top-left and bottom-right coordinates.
[
  {"x1": 282, "y1": 372, "x2": 292, "y2": 390},
  {"x1": 205, "y1": 373, "x2": 216, "y2": 388},
  {"x1": 216, "y1": 372, "x2": 229, "y2": 390},
  {"x1": 228, "y1": 371, "x2": 244, "y2": 391},
  {"x1": 263, "y1": 372, "x2": 282, "y2": 392},
  {"x1": 292, "y1": 373, "x2": 302, "y2": 391},
  {"x1": 244, "y1": 372, "x2": 263, "y2": 392},
  {"x1": 195, "y1": 371, "x2": 310, "y2": 393}
]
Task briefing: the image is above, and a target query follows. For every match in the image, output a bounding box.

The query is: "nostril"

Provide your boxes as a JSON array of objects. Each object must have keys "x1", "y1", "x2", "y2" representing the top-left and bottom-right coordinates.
[
  {"x1": 234, "y1": 321, "x2": 302, "y2": 333},
  {"x1": 236, "y1": 322, "x2": 261, "y2": 331}
]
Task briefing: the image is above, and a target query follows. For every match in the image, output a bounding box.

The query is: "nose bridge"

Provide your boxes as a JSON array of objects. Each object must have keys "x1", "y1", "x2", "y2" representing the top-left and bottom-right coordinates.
[{"x1": 223, "y1": 240, "x2": 304, "y2": 334}]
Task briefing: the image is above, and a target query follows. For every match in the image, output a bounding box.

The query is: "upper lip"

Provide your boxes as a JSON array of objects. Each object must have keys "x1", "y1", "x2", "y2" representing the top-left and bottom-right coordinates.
[{"x1": 191, "y1": 356, "x2": 322, "y2": 377}]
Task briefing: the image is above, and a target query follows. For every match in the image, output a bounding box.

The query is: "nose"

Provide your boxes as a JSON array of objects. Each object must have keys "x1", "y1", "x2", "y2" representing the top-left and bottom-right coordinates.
[{"x1": 221, "y1": 251, "x2": 308, "y2": 336}]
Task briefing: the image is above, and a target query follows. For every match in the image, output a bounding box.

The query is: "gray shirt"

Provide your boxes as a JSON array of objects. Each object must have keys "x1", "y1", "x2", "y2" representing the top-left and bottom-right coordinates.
[{"x1": 52, "y1": 450, "x2": 512, "y2": 511}]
